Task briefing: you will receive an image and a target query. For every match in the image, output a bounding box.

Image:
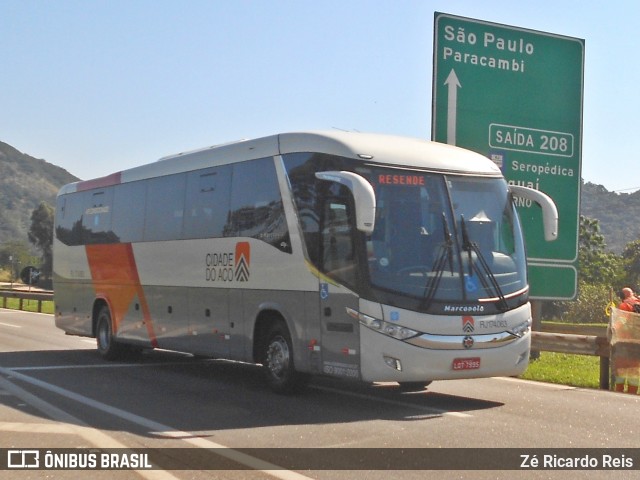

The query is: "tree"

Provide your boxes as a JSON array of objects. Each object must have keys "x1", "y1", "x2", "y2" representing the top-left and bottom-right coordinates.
[
  {"x1": 562, "y1": 281, "x2": 612, "y2": 324},
  {"x1": 577, "y1": 215, "x2": 622, "y2": 286},
  {"x1": 28, "y1": 202, "x2": 54, "y2": 278},
  {"x1": 621, "y1": 239, "x2": 640, "y2": 288},
  {"x1": 0, "y1": 241, "x2": 32, "y2": 282},
  {"x1": 545, "y1": 216, "x2": 623, "y2": 322}
]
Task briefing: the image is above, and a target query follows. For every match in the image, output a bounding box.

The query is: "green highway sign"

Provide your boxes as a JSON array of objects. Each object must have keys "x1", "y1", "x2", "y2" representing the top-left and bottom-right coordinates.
[{"x1": 432, "y1": 12, "x2": 584, "y2": 300}]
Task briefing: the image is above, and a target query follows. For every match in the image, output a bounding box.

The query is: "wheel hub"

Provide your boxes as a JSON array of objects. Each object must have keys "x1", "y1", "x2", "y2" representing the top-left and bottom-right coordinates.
[{"x1": 267, "y1": 337, "x2": 290, "y2": 378}]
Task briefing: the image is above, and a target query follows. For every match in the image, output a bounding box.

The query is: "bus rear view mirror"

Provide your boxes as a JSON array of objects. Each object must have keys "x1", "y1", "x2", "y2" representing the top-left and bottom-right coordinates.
[
  {"x1": 315, "y1": 171, "x2": 376, "y2": 234},
  {"x1": 509, "y1": 185, "x2": 558, "y2": 242}
]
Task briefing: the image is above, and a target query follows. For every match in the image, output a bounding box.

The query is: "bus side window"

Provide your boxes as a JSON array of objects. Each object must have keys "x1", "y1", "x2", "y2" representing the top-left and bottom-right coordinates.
[
  {"x1": 82, "y1": 190, "x2": 116, "y2": 244},
  {"x1": 112, "y1": 181, "x2": 146, "y2": 243},
  {"x1": 227, "y1": 158, "x2": 291, "y2": 252},
  {"x1": 55, "y1": 192, "x2": 87, "y2": 246},
  {"x1": 184, "y1": 166, "x2": 232, "y2": 239},
  {"x1": 143, "y1": 174, "x2": 187, "y2": 242}
]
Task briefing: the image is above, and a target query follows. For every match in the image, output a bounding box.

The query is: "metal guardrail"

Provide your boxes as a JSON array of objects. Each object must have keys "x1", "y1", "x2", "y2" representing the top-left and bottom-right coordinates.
[
  {"x1": 0, "y1": 290, "x2": 624, "y2": 390},
  {"x1": 0, "y1": 288, "x2": 53, "y2": 313},
  {"x1": 532, "y1": 329, "x2": 610, "y2": 390}
]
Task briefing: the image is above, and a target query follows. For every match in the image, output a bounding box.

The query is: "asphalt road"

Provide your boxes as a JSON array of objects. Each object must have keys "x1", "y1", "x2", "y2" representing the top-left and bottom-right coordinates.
[{"x1": 1, "y1": 308, "x2": 639, "y2": 480}]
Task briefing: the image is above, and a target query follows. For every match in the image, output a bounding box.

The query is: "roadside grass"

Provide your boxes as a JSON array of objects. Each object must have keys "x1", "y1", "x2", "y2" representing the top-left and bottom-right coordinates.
[
  {"x1": 541, "y1": 320, "x2": 608, "y2": 334},
  {"x1": 1, "y1": 298, "x2": 55, "y2": 315},
  {"x1": 520, "y1": 352, "x2": 601, "y2": 389}
]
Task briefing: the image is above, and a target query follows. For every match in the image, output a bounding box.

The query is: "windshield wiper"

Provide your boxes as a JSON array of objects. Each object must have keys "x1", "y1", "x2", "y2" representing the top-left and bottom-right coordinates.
[
  {"x1": 460, "y1": 215, "x2": 508, "y2": 311},
  {"x1": 422, "y1": 213, "x2": 454, "y2": 308}
]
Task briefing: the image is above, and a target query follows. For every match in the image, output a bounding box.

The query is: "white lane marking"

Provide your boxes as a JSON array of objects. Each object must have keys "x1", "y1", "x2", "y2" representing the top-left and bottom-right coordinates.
[
  {"x1": 494, "y1": 376, "x2": 577, "y2": 390},
  {"x1": 11, "y1": 361, "x2": 197, "y2": 372},
  {"x1": 12, "y1": 361, "x2": 472, "y2": 419},
  {"x1": 0, "y1": 374, "x2": 180, "y2": 480},
  {"x1": 0, "y1": 366, "x2": 314, "y2": 480},
  {"x1": 0, "y1": 322, "x2": 21, "y2": 328},
  {"x1": 0, "y1": 421, "x2": 76, "y2": 434},
  {"x1": 0, "y1": 308, "x2": 51, "y2": 317}
]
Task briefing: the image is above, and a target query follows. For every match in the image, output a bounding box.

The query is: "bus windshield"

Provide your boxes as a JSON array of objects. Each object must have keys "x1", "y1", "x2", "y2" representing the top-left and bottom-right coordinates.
[{"x1": 366, "y1": 170, "x2": 527, "y2": 305}]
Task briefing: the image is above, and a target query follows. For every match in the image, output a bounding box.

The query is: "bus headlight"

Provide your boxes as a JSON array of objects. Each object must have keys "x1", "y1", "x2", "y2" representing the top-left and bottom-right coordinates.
[
  {"x1": 346, "y1": 308, "x2": 420, "y2": 341},
  {"x1": 510, "y1": 319, "x2": 531, "y2": 338}
]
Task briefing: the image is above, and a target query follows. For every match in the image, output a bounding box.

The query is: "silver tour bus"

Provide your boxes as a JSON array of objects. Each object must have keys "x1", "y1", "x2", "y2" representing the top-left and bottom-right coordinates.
[{"x1": 53, "y1": 131, "x2": 557, "y2": 393}]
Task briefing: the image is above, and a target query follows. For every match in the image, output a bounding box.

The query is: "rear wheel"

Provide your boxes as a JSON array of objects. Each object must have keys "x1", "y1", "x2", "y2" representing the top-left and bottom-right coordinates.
[
  {"x1": 96, "y1": 306, "x2": 125, "y2": 360},
  {"x1": 262, "y1": 321, "x2": 308, "y2": 394}
]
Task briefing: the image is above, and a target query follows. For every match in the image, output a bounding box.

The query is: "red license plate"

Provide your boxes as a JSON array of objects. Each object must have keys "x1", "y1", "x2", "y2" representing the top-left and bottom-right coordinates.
[{"x1": 452, "y1": 357, "x2": 481, "y2": 370}]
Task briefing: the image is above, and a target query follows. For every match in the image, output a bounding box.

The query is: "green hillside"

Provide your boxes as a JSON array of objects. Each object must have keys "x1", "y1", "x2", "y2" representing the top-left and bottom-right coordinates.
[
  {"x1": 0, "y1": 141, "x2": 78, "y2": 247},
  {"x1": 580, "y1": 181, "x2": 640, "y2": 253}
]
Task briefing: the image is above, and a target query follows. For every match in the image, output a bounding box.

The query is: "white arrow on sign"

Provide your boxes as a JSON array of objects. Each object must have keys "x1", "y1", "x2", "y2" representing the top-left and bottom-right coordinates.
[{"x1": 444, "y1": 69, "x2": 461, "y2": 145}]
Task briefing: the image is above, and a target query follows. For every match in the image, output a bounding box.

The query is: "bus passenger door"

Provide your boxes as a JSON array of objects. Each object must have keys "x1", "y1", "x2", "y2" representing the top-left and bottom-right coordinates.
[{"x1": 318, "y1": 195, "x2": 361, "y2": 381}]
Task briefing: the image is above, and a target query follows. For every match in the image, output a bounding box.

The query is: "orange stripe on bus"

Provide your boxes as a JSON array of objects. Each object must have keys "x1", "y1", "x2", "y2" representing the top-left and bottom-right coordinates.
[
  {"x1": 85, "y1": 243, "x2": 158, "y2": 347},
  {"x1": 76, "y1": 172, "x2": 122, "y2": 191}
]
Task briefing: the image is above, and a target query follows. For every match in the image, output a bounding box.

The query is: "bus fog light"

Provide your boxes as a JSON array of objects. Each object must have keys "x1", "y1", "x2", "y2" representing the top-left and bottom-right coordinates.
[{"x1": 384, "y1": 356, "x2": 402, "y2": 371}]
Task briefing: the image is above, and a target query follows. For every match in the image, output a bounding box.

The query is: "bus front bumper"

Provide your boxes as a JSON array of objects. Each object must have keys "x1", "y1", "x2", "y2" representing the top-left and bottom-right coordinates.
[{"x1": 359, "y1": 326, "x2": 531, "y2": 383}]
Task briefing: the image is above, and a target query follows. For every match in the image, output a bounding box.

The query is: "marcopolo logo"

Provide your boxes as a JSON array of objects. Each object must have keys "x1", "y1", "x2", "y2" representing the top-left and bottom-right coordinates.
[
  {"x1": 205, "y1": 242, "x2": 251, "y2": 282},
  {"x1": 462, "y1": 316, "x2": 475, "y2": 334}
]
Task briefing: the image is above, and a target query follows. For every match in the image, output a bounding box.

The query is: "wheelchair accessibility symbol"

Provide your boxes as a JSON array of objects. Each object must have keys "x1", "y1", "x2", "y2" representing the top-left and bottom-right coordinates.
[
  {"x1": 320, "y1": 283, "x2": 329, "y2": 300},
  {"x1": 465, "y1": 275, "x2": 478, "y2": 293}
]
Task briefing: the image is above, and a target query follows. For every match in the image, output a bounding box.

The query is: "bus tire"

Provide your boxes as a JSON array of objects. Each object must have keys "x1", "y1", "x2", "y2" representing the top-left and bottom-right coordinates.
[
  {"x1": 96, "y1": 305, "x2": 125, "y2": 361},
  {"x1": 262, "y1": 321, "x2": 308, "y2": 394}
]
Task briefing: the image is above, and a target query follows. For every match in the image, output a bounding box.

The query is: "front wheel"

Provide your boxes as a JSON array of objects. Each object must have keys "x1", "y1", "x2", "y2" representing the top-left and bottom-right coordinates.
[
  {"x1": 96, "y1": 306, "x2": 126, "y2": 360},
  {"x1": 262, "y1": 321, "x2": 308, "y2": 394}
]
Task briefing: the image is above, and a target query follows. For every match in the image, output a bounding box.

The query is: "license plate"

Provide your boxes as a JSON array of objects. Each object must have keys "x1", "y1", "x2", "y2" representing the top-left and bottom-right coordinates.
[{"x1": 452, "y1": 357, "x2": 481, "y2": 370}]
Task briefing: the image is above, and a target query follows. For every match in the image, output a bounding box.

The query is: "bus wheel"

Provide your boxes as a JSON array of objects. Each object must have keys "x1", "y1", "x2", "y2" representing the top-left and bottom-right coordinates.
[
  {"x1": 96, "y1": 306, "x2": 124, "y2": 361},
  {"x1": 397, "y1": 381, "x2": 432, "y2": 392},
  {"x1": 263, "y1": 322, "x2": 307, "y2": 394}
]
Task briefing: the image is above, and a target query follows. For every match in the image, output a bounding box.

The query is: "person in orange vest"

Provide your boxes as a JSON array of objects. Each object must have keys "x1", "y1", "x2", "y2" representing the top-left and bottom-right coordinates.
[
  {"x1": 613, "y1": 287, "x2": 640, "y2": 393},
  {"x1": 618, "y1": 287, "x2": 640, "y2": 313}
]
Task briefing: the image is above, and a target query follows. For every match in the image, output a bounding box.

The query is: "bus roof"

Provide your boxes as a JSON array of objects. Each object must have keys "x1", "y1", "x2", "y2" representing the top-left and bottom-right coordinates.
[
  {"x1": 279, "y1": 131, "x2": 501, "y2": 175},
  {"x1": 59, "y1": 131, "x2": 502, "y2": 195}
]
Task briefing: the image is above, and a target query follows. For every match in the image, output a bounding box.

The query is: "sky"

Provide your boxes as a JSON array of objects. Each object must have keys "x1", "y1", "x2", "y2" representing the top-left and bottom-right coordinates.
[{"x1": 0, "y1": 0, "x2": 637, "y2": 192}]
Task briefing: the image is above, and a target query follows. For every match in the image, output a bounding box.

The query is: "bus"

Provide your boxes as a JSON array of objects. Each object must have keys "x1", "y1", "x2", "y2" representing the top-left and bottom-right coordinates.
[{"x1": 53, "y1": 131, "x2": 558, "y2": 393}]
